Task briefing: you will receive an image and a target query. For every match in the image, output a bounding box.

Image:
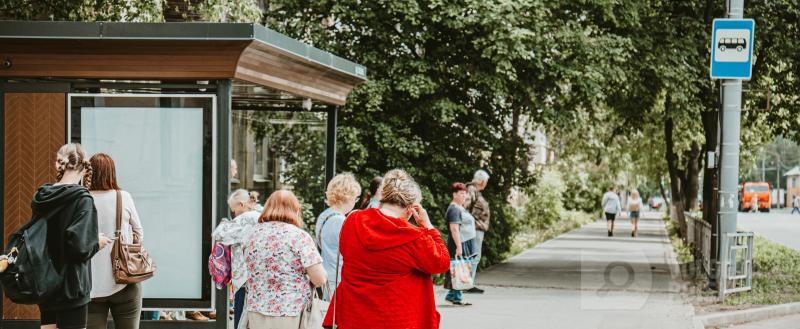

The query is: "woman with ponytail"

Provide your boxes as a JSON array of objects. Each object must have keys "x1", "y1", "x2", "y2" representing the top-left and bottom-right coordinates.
[{"x1": 35, "y1": 143, "x2": 113, "y2": 329}]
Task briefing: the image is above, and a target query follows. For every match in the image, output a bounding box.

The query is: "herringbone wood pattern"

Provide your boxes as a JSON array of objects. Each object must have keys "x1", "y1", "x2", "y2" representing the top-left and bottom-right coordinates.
[{"x1": 3, "y1": 93, "x2": 65, "y2": 320}]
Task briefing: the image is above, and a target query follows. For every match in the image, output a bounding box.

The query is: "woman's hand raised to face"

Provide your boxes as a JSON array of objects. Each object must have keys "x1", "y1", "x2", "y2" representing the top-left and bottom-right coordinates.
[{"x1": 410, "y1": 204, "x2": 434, "y2": 230}]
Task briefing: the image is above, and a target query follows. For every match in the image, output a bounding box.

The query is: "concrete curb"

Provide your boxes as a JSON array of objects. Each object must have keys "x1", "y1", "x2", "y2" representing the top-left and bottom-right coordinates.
[{"x1": 694, "y1": 302, "x2": 800, "y2": 328}]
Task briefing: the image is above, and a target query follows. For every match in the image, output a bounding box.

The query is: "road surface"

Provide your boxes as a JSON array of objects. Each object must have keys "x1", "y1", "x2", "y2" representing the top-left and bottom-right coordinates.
[{"x1": 738, "y1": 209, "x2": 800, "y2": 250}]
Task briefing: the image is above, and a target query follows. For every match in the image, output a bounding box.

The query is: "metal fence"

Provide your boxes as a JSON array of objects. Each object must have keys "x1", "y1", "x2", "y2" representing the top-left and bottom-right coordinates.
[
  {"x1": 719, "y1": 232, "x2": 754, "y2": 300},
  {"x1": 684, "y1": 212, "x2": 712, "y2": 277}
]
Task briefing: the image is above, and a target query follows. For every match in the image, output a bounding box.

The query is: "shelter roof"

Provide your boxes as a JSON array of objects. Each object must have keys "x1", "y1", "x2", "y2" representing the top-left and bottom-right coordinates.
[{"x1": 0, "y1": 21, "x2": 367, "y2": 105}]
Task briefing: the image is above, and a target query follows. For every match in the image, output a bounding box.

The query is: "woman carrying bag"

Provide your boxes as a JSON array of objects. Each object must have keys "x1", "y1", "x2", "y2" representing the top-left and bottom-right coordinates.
[
  {"x1": 243, "y1": 190, "x2": 327, "y2": 329},
  {"x1": 87, "y1": 153, "x2": 149, "y2": 329},
  {"x1": 444, "y1": 182, "x2": 478, "y2": 305}
]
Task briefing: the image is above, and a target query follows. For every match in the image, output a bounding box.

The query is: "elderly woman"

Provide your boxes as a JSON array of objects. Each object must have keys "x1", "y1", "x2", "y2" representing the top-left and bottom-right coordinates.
[
  {"x1": 212, "y1": 189, "x2": 261, "y2": 329},
  {"x1": 244, "y1": 190, "x2": 326, "y2": 328},
  {"x1": 444, "y1": 182, "x2": 478, "y2": 305},
  {"x1": 316, "y1": 173, "x2": 361, "y2": 300},
  {"x1": 323, "y1": 169, "x2": 450, "y2": 329}
]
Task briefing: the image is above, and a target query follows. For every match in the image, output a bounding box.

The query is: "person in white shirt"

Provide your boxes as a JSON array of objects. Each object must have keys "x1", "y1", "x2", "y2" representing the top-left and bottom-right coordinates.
[
  {"x1": 87, "y1": 153, "x2": 144, "y2": 329},
  {"x1": 602, "y1": 186, "x2": 621, "y2": 237},
  {"x1": 212, "y1": 189, "x2": 261, "y2": 329},
  {"x1": 792, "y1": 195, "x2": 800, "y2": 215},
  {"x1": 628, "y1": 189, "x2": 643, "y2": 237}
]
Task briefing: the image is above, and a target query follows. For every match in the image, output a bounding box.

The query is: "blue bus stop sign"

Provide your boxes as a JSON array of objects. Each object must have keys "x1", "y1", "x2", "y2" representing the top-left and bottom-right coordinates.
[{"x1": 710, "y1": 19, "x2": 755, "y2": 80}]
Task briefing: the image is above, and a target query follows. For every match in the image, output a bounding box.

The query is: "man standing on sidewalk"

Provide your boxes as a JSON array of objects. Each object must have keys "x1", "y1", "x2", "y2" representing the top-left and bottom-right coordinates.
[
  {"x1": 792, "y1": 195, "x2": 800, "y2": 215},
  {"x1": 602, "y1": 186, "x2": 621, "y2": 237},
  {"x1": 465, "y1": 170, "x2": 490, "y2": 294}
]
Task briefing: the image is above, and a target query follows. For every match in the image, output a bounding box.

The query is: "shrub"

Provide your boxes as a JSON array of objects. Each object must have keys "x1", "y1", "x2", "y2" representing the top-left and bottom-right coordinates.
[{"x1": 523, "y1": 168, "x2": 566, "y2": 230}]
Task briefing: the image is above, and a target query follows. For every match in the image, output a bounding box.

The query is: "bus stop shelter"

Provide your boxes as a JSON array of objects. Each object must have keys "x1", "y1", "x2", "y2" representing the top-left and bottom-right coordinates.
[{"x1": 0, "y1": 21, "x2": 366, "y2": 329}]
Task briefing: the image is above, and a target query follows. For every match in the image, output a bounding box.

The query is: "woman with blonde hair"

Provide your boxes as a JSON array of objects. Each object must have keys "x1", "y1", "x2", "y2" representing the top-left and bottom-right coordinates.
[
  {"x1": 243, "y1": 190, "x2": 326, "y2": 328},
  {"x1": 36, "y1": 144, "x2": 113, "y2": 329},
  {"x1": 323, "y1": 169, "x2": 450, "y2": 329},
  {"x1": 628, "y1": 189, "x2": 643, "y2": 237},
  {"x1": 315, "y1": 173, "x2": 361, "y2": 300}
]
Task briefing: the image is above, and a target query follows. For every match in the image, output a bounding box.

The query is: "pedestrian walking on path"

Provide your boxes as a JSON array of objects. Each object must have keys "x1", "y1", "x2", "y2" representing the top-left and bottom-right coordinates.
[
  {"x1": 315, "y1": 173, "x2": 361, "y2": 300},
  {"x1": 464, "y1": 169, "x2": 490, "y2": 294},
  {"x1": 87, "y1": 153, "x2": 145, "y2": 329},
  {"x1": 323, "y1": 169, "x2": 450, "y2": 329},
  {"x1": 444, "y1": 182, "x2": 478, "y2": 306},
  {"x1": 602, "y1": 186, "x2": 621, "y2": 236},
  {"x1": 792, "y1": 195, "x2": 800, "y2": 215},
  {"x1": 628, "y1": 189, "x2": 643, "y2": 237}
]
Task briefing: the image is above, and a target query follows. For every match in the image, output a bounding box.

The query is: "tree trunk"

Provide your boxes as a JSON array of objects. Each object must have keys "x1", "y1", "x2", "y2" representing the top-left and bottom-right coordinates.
[
  {"x1": 665, "y1": 114, "x2": 688, "y2": 239},
  {"x1": 659, "y1": 178, "x2": 670, "y2": 209},
  {"x1": 684, "y1": 143, "x2": 702, "y2": 211}
]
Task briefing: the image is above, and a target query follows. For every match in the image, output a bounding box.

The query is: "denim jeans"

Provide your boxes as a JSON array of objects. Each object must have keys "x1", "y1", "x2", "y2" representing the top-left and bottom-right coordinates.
[{"x1": 446, "y1": 289, "x2": 463, "y2": 302}]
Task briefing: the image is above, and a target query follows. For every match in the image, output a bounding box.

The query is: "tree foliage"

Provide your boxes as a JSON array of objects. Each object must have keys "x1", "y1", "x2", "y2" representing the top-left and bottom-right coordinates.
[{"x1": 3, "y1": 0, "x2": 799, "y2": 262}]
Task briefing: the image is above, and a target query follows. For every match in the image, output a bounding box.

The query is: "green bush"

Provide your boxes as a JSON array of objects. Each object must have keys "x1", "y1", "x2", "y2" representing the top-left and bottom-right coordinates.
[
  {"x1": 523, "y1": 169, "x2": 566, "y2": 230},
  {"x1": 666, "y1": 220, "x2": 694, "y2": 263},
  {"x1": 477, "y1": 201, "x2": 521, "y2": 268},
  {"x1": 561, "y1": 167, "x2": 614, "y2": 214}
]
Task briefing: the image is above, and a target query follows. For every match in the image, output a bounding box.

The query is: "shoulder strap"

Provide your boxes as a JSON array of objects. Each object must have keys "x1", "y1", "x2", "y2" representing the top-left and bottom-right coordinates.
[
  {"x1": 316, "y1": 211, "x2": 339, "y2": 249},
  {"x1": 115, "y1": 190, "x2": 123, "y2": 238},
  {"x1": 332, "y1": 231, "x2": 341, "y2": 329}
]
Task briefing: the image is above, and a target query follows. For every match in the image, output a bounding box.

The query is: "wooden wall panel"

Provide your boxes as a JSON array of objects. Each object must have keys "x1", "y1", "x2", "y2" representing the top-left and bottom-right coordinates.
[{"x1": 3, "y1": 93, "x2": 66, "y2": 320}]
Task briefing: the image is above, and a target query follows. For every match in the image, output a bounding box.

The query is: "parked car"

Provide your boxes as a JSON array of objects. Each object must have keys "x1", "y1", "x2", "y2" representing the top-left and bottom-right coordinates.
[{"x1": 648, "y1": 196, "x2": 665, "y2": 210}]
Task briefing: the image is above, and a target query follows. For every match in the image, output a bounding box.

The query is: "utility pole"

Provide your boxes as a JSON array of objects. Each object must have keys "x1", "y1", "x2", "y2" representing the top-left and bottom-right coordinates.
[{"x1": 716, "y1": 0, "x2": 746, "y2": 289}]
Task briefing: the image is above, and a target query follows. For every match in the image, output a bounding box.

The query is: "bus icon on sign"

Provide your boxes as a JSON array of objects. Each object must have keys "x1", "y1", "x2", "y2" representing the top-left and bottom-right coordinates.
[{"x1": 718, "y1": 38, "x2": 746, "y2": 52}]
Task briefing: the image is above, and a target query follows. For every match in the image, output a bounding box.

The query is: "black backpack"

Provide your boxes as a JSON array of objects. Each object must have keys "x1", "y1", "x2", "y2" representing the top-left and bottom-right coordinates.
[{"x1": 0, "y1": 217, "x2": 62, "y2": 304}]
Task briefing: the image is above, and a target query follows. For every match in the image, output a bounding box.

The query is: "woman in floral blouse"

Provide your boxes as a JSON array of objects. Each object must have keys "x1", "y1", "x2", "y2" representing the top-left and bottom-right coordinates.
[{"x1": 244, "y1": 190, "x2": 326, "y2": 328}]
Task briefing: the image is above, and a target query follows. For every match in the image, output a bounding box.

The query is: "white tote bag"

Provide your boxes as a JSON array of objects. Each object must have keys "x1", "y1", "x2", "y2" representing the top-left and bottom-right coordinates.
[
  {"x1": 450, "y1": 256, "x2": 475, "y2": 291},
  {"x1": 299, "y1": 284, "x2": 329, "y2": 329}
]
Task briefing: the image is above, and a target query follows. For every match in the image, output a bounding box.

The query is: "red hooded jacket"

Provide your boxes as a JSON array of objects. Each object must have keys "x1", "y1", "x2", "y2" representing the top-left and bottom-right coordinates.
[{"x1": 323, "y1": 208, "x2": 450, "y2": 329}]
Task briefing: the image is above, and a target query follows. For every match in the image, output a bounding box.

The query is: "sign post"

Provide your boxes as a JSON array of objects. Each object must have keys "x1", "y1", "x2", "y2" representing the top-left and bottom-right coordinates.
[{"x1": 711, "y1": 0, "x2": 753, "y2": 293}]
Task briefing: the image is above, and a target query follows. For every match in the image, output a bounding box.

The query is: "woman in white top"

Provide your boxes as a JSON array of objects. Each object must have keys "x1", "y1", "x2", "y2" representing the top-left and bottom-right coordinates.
[
  {"x1": 87, "y1": 153, "x2": 144, "y2": 329},
  {"x1": 628, "y1": 189, "x2": 643, "y2": 237}
]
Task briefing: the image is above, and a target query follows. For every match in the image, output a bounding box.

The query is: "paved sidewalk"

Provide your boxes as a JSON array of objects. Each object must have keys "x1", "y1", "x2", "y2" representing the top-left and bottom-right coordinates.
[{"x1": 437, "y1": 212, "x2": 697, "y2": 329}]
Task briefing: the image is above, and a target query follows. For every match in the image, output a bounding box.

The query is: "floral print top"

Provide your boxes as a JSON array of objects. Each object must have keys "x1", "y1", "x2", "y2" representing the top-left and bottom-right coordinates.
[{"x1": 245, "y1": 221, "x2": 322, "y2": 316}]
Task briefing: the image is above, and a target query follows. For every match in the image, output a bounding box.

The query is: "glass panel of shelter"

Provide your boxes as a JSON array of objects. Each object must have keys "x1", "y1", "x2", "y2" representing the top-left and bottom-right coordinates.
[
  {"x1": 230, "y1": 110, "x2": 328, "y2": 216},
  {"x1": 231, "y1": 82, "x2": 329, "y2": 222}
]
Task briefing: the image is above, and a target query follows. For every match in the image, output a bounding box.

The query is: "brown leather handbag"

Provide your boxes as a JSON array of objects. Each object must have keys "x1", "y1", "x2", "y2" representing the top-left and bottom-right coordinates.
[{"x1": 111, "y1": 190, "x2": 156, "y2": 284}]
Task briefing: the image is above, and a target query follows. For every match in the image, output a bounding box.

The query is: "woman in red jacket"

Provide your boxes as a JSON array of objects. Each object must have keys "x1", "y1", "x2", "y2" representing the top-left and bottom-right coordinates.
[{"x1": 323, "y1": 169, "x2": 450, "y2": 329}]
